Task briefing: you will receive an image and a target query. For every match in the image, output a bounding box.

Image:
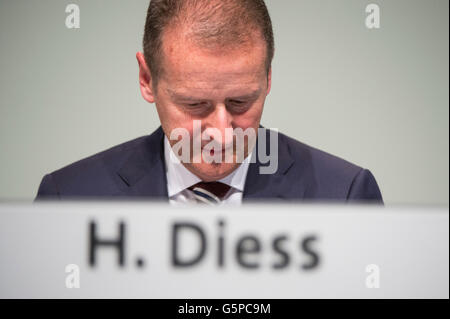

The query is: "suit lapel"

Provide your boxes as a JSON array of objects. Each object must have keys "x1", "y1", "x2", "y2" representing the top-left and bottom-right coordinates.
[
  {"x1": 243, "y1": 128, "x2": 296, "y2": 201},
  {"x1": 117, "y1": 126, "x2": 169, "y2": 199}
]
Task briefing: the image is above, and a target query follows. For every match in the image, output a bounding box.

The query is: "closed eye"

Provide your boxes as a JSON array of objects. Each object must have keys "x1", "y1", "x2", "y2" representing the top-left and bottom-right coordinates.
[
  {"x1": 227, "y1": 100, "x2": 250, "y2": 114},
  {"x1": 182, "y1": 102, "x2": 213, "y2": 116},
  {"x1": 228, "y1": 99, "x2": 245, "y2": 105},
  {"x1": 186, "y1": 102, "x2": 207, "y2": 107}
]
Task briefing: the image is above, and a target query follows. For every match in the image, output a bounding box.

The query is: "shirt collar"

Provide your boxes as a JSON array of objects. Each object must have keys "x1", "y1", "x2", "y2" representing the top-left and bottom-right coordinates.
[{"x1": 164, "y1": 135, "x2": 251, "y2": 197}]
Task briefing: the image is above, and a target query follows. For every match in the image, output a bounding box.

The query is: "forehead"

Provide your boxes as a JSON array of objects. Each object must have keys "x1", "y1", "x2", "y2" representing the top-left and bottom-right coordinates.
[{"x1": 158, "y1": 26, "x2": 267, "y2": 92}]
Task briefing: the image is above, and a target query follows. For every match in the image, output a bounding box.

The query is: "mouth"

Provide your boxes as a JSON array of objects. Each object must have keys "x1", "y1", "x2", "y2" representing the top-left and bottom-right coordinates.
[
  {"x1": 209, "y1": 148, "x2": 224, "y2": 155},
  {"x1": 201, "y1": 143, "x2": 233, "y2": 151},
  {"x1": 207, "y1": 145, "x2": 235, "y2": 157}
]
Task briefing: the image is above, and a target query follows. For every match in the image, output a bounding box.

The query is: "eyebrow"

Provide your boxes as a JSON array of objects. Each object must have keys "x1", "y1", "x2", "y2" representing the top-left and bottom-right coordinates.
[
  {"x1": 166, "y1": 88, "x2": 262, "y2": 102},
  {"x1": 227, "y1": 90, "x2": 261, "y2": 101}
]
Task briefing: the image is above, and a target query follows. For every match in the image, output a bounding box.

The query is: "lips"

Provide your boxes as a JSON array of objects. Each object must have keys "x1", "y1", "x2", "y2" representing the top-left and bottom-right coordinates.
[
  {"x1": 201, "y1": 143, "x2": 234, "y2": 151},
  {"x1": 209, "y1": 148, "x2": 226, "y2": 155}
]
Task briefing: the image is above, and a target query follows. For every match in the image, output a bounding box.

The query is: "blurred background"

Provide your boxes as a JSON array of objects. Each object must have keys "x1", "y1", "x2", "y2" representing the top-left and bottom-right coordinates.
[{"x1": 0, "y1": 0, "x2": 448, "y2": 204}]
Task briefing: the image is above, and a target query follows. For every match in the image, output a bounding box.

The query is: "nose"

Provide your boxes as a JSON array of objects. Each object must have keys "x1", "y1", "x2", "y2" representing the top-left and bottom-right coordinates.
[{"x1": 205, "y1": 103, "x2": 233, "y2": 146}]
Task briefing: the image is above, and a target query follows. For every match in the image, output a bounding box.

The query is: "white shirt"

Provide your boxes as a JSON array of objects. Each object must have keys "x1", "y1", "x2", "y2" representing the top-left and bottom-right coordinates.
[{"x1": 164, "y1": 136, "x2": 251, "y2": 206}]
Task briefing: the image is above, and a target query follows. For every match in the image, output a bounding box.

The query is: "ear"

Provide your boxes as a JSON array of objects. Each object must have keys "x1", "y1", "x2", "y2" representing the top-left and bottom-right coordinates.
[
  {"x1": 136, "y1": 52, "x2": 156, "y2": 103},
  {"x1": 266, "y1": 67, "x2": 272, "y2": 96}
]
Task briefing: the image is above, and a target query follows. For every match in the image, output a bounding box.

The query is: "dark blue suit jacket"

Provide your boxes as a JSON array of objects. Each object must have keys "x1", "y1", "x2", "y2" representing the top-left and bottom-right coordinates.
[{"x1": 35, "y1": 126, "x2": 383, "y2": 203}]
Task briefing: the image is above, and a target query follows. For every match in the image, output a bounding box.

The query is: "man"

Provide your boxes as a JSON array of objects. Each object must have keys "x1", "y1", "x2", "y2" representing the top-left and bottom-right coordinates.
[{"x1": 36, "y1": 0, "x2": 383, "y2": 204}]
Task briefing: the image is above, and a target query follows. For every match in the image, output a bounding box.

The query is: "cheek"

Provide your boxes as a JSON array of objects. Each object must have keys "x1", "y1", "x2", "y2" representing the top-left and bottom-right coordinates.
[{"x1": 157, "y1": 101, "x2": 192, "y2": 132}]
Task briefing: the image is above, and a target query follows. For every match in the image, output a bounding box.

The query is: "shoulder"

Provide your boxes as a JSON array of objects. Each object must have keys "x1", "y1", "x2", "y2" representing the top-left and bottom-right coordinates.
[
  {"x1": 278, "y1": 131, "x2": 362, "y2": 177},
  {"x1": 275, "y1": 130, "x2": 382, "y2": 201},
  {"x1": 54, "y1": 135, "x2": 149, "y2": 178},
  {"x1": 36, "y1": 135, "x2": 152, "y2": 198}
]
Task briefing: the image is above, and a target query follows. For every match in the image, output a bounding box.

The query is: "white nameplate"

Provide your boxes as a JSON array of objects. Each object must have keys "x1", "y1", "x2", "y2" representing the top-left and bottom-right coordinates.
[{"x1": 0, "y1": 203, "x2": 448, "y2": 298}]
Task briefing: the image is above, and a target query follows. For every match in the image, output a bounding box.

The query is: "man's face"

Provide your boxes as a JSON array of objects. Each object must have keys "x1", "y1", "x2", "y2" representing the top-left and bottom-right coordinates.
[{"x1": 137, "y1": 28, "x2": 271, "y2": 182}]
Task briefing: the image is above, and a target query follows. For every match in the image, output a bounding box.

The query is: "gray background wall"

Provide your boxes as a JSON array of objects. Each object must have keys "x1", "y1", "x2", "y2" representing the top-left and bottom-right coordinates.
[{"x1": 0, "y1": 0, "x2": 448, "y2": 204}]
